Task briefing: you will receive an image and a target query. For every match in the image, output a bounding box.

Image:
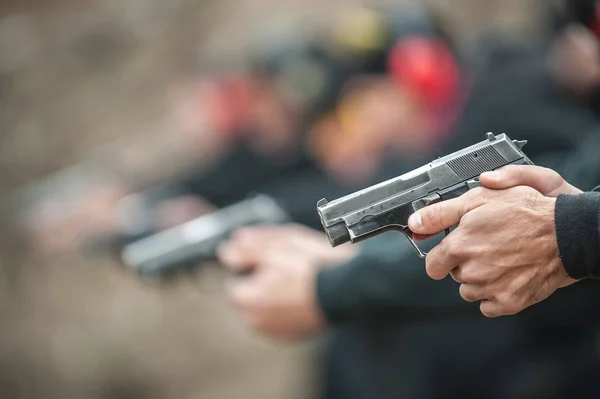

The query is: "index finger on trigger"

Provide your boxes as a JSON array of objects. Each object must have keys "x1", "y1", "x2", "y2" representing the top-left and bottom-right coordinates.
[{"x1": 408, "y1": 192, "x2": 482, "y2": 235}]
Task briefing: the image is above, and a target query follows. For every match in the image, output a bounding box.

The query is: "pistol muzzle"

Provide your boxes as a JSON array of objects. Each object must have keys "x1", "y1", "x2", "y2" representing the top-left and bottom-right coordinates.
[{"x1": 324, "y1": 222, "x2": 351, "y2": 247}]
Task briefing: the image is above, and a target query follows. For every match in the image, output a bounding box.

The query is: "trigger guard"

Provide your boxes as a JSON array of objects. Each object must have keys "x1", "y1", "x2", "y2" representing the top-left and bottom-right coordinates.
[
  {"x1": 400, "y1": 230, "x2": 428, "y2": 259},
  {"x1": 400, "y1": 228, "x2": 452, "y2": 258}
]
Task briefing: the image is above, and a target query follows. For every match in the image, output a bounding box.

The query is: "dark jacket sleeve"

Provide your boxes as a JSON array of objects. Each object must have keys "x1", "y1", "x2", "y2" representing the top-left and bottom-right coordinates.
[
  {"x1": 537, "y1": 133, "x2": 600, "y2": 279},
  {"x1": 555, "y1": 190, "x2": 600, "y2": 279},
  {"x1": 316, "y1": 233, "x2": 478, "y2": 326}
]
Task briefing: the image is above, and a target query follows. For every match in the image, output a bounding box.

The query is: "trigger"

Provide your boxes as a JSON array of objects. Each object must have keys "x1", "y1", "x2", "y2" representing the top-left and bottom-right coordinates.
[{"x1": 400, "y1": 230, "x2": 428, "y2": 259}]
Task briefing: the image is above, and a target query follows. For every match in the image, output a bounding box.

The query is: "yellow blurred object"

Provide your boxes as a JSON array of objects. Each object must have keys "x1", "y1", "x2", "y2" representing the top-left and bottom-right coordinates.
[
  {"x1": 307, "y1": 112, "x2": 340, "y2": 158},
  {"x1": 333, "y1": 7, "x2": 390, "y2": 54},
  {"x1": 336, "y1": 89, "x2": 367, "y2": 138}
]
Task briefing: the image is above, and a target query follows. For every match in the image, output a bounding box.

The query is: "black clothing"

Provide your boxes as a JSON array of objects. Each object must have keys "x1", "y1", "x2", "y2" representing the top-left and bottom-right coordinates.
[
  {"x1": 317, "y1": 42, "x2": 600, "y2": 329},
  {"x1": 555, "y1": 191, "x2": 600, "y2": 279},
  {"x1": 542, "y1": 132, "x2": 600, "y2": 280},
  {"x1": 176, "y1": 143, "x2": 410, "y2": 231},
  {"x1": 318, "y1": 41, "x2": 600, "y2": 399}
]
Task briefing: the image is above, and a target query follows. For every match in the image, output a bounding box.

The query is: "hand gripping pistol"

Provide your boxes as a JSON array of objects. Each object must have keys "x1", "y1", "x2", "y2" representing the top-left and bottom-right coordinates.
[{"x1": 316, "y1": 133, "x2": 532, "y2": 257}]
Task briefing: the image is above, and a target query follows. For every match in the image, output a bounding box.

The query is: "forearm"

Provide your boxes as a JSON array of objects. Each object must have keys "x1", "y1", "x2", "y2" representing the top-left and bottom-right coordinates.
[{"x1": 555, "y1": 189, "x2": 600, "y2": 279}]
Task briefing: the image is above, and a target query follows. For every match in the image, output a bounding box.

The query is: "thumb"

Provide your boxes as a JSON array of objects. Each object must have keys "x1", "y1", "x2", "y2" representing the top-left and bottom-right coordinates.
[{"x1": 480, "y1": 165, "x2": 580, "y2": 197}]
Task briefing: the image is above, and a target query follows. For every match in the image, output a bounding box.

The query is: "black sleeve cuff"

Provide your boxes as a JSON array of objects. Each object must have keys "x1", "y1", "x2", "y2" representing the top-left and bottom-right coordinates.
[{"x1": 555, "y1": 192, "x2": 600, "y2": 279}]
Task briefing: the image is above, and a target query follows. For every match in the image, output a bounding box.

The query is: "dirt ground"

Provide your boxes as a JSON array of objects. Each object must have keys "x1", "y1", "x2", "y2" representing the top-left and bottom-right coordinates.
[{"x1": 0, "y1": 1, "x2": 556, "y2": 398}]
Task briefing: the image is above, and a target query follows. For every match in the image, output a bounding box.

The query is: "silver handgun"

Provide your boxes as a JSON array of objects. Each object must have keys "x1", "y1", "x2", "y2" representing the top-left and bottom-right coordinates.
[
  {"x1": 316, "y1": 133, "x2": 532, "y2": 257},
  {"x1": 121, "y1": 194, "x2": 289, "y2": 277}
]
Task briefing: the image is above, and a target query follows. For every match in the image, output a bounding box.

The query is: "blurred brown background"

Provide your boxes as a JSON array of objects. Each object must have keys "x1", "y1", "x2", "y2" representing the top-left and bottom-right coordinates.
[{"x1": 0, "y1": 1, "x2": 559, "y2": 398}]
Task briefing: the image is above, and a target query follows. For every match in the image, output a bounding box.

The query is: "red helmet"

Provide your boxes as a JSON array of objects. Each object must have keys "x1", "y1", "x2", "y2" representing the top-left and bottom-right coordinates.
[{"x1": 388, "y1": 36, "x2": 460, "y2": 108}]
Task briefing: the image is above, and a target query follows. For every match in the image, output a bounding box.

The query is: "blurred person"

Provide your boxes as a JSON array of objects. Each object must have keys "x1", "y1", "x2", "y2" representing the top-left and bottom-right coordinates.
[
  {"x1": 18, "y1": 36, "x2": 357, "y2": 252},
  {"x1": 166, "y1": 5, "x2": 462, "y2": 238},
  {"x1": 22, "y1": 5, "x2": 447, "y2": 257},
  {"x1": 307, "y1": 9, "x2": 463, "y2": 184},
  {"x1": 307, "y1": 77, "x2": 429, "y2": 184},
  {"x1": 175, "y1": 5, "x2": 402, "y2": 162},
  {"x1": 218, "y1": 3, "x2": 600, "y2": 398}
]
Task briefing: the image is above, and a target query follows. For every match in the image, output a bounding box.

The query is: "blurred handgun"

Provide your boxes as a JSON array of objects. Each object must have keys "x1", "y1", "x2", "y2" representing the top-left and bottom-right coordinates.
[
  {"x1": 316, "y1": 133, "x2": 532, "y2": 257},
  {"x1": 121, "y1": 194, "x2": 289, "y2": 277}
]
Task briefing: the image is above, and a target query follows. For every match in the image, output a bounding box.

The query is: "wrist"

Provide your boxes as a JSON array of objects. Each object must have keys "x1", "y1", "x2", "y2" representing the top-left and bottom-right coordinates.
[{"x1": 539, "y1": 197, "x2": 570, "y2": 283}]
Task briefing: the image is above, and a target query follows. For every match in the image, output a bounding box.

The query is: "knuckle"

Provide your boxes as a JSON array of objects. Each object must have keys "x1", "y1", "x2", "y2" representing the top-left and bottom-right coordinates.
[
  {"x1": 458, "y1": 268, "x2": 474, "y2": 283},
  {"x1": 503, "y1": 303, "x2": 522, "y2": 316},
  {"x1": 446, "y1": 240, "x2": 466, "y2": 260},
  {"x1": 461, "y1": 264, "x2": 490, "y2": 284},
  {"x1": 450, "y1": 268, "x2": 462, "y2": 283},
  {"x1": 424, "y1": 257, "x2": 437, "y2": 278},
  {"x1": 495, "y1": 293, "x2": 523, "y2": 315},
  {"x1": 458, "y1": 211, "x2": 474, "y2": 226},
  {"x1": 496, "y1": 291, "x2": 512, "y2": 307},
  {"x1": 425, "y1": 255, "x2": 444, "y2": 280},
  {"x1": 468, "y1": 186, "x2": 484, "y2": 197},
  {"x1": 464, "y1": 188, "x2": 489, "y2": 209},
  {"x1": 480, "y1": 304, "x2": 497, "y2": 318},
  {"x1": 459, "y1": 284, "x2": 476, "y2": 302}
]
